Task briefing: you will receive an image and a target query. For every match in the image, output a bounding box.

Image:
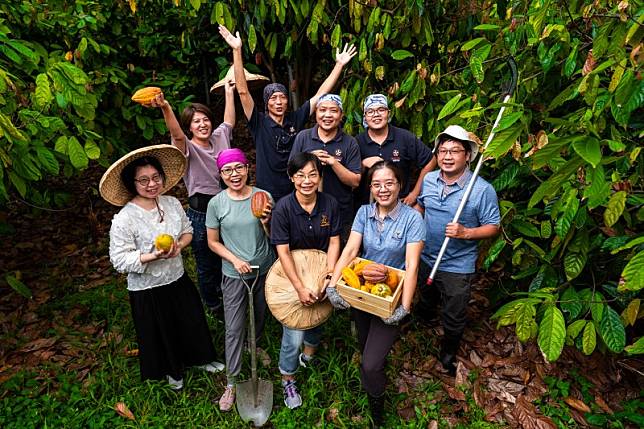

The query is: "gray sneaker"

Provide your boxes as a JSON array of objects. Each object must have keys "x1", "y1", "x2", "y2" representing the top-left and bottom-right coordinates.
[{"x1": 282, "y1": 380, "x2": 302, "y2": 409}]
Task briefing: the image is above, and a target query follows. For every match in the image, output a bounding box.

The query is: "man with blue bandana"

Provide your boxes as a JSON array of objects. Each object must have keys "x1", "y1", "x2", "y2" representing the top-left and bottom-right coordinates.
[
  {"x1": 219, "y1": 25, "x2": 356, "y2": 201},
  {"x1": 355, "y1": 94, "x2": 436, "y2": 207},
  {"x1": 290, "y1": 94, "x2": 361, "y2": 242}
]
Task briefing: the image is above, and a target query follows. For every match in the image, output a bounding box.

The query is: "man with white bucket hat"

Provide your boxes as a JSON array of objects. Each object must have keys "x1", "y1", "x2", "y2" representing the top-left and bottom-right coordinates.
[{"x1": 415, "y1": 125, "x2": 500, "y2": 375}]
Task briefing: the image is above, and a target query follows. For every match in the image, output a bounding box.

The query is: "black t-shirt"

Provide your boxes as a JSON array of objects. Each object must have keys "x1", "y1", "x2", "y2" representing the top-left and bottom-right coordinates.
[
  {"x1": 270, "y1": 191, "x2": 341, "y2": 251},
  {"x1": 355, "y1": 125, "x2": 433, "y2": 205},
  {"x1": 247, "y1": 101, "x2": 311, "y2": 201}
]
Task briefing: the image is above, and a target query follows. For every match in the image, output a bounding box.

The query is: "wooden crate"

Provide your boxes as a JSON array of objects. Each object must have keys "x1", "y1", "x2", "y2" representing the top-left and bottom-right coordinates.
[{"x1": 336, "y1": 258, "x2": 405, "y2": 318}]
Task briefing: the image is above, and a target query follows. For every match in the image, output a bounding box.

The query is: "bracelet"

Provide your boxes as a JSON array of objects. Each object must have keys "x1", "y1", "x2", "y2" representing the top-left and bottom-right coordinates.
[{"x1": 325, "y1": 274, "x2": 333, "y2": 280}]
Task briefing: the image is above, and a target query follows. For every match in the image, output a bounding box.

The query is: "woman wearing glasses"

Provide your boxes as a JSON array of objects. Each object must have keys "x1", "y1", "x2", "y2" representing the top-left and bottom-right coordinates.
[
  {"x1": 205, "y1": 148, "x2": 275, "y2": 411},
  {"x1": 145, "y1": 81, "x2": 236, "y2": 316},
  {"x1": 103, "y1": 145, "x2": 222, "y2": 390},
  {"x1": 270, "y1": 152, "x2": 341, "y2": 409},
  {"x1": 326, "y1": 161, "x2": 424, "y2": 427}
]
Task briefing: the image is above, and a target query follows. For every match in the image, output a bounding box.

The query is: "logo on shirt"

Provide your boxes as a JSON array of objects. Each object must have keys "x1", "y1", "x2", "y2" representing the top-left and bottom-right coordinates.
[
  {"x1": 392, "y1": 149, "x2": 401, "y2": 162},
  {"x1": 334, "y1": 149, "x2": 343, "y2": 162},
  {"x1": 289, "y1": 126, "x2": 296, "y2": 135},
  {"x1": 392, "y1": 229, "x2": 403, "y2": 240},
  {"x1": 320, "y1": 214, "x2": 330, "y2": 228}
]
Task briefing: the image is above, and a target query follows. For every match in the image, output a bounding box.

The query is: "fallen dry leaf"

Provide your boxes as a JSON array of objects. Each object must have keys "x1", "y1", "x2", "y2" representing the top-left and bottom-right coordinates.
[
  {"x1": 114, "y1": 402, "x2": 135, "y2": 421},
  {"x1": 512, "y1": 395, "x2": 557, "y2": 429},
  {"x1": 427, "y1": 420, "x2": 438, "y2": 429},
  {"x1": 594, "y1": 394, "x2": 614, "y2": 414},
  {"x1": 564, "y1": 397, "x2": 591, "y2": 413}
]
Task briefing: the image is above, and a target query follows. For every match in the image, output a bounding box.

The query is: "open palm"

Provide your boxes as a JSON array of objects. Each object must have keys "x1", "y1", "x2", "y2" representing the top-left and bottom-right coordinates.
[{"x1": 219, "y1": 25, "x2": 242, "y2": 49}]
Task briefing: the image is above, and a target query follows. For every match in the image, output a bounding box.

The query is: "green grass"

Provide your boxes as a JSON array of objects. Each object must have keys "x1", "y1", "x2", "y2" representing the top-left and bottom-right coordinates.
[{"x1": 0, "y1": 266, "x2": 502, "y2": 428}]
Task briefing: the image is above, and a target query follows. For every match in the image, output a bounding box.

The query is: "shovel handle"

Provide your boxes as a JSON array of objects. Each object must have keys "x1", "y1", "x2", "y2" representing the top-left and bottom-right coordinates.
[{"x1": 239, "y1": 266, "x2": 261, "y2": 407}]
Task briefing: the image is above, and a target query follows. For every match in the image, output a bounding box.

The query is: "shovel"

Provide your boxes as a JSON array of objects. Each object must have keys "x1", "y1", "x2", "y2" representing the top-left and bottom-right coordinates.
[{"x1": 236, "y1": 266, "x2": 273, "y2": 427}]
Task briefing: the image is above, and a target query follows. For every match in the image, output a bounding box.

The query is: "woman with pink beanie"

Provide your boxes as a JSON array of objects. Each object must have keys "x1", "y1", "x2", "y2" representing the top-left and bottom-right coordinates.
[{"x1": 205, "y1": 148, "x2": 275, "y2": 411}]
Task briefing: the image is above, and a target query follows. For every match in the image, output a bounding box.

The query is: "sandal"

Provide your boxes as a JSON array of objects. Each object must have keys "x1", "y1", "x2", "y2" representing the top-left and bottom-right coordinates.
[{"x1": 219, "y1": 385, "x2": 235, "y2": 412}]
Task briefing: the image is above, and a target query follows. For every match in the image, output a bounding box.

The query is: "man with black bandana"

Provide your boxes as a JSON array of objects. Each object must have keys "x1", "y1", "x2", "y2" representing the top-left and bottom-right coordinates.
[{"x1": 219, "y1": 25, "x2": 356, "y2": 201}]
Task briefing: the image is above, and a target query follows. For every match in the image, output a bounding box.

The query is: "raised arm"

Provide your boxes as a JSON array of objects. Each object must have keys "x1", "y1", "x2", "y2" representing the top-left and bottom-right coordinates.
[
  {"x1": 223, "y1": 79, "x2": 236, "y2": 127},
  {"x1": 309, "y1": 44, "x2": 357, "y2": 115},
  {"x1": 149, "y1": 92, "x2": 187, "y2": 153},
  {"x1": 219, "y1": 25, "x2": 254, "y2": 120}
]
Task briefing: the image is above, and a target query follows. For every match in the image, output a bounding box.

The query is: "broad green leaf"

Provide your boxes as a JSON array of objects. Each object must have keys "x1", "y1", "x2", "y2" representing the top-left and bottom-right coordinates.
[
  {"x1": 598, "y1": 306, "x2": 626, "y2": 353},
  {"x1": 470, "y1": 44, "x2": 491, "y2": 84},
  {"x1": 566, "y1": 319, "x2": 586, "y2": 344},
  {"x1": 461, "y1": 38, "x2": 487, "y2": 51},
  {"x1": 622, "y1": 299, "x2": 640, "y2": 326},
  {"x1": 529, "y1": 156, "x2": 584, "y2": 208},
  {"x1": 391, "y1": 50, "x2": 414, "y2": 60},
  {"x1": 603, "y1": 191, "x2": 626, "y2": 227},
  {"x1": 610, "y1": 236, "x2": 644, "y2": 255},
  {"x1": 491, "y1": 163, "x2": 521, "y2": 192},
  {"x1": 512, "y1": 219, "x2": 541, "y2": 238},
  {"x1": 560, "y1": 287, "x2": 582, "y2": 320},
  {"x1": 493, "y1": 111, "x2": 523, "y2": 133},
  {"x1": 619, "y1": 250, "x2": 644, "y2": 292},
  {"x1": 572, "y1": 137, "x2": 601, "y2": 168},
  {"x1": 9, "y1": 172, "x2": 26, "y2": 197},
  {"x1": 84, "y1": 140, "x2": 100, "y2": 160},
  {"x1": 529, "y1": 265, "x2": 558, "y2": 292},
  {"x1": 584, "y1": 165, "x2": 610, "y2": 209},
  {"x1": 483, "y1": 237, "x2": 505, "y2": 270},
  {"x1": 331, "y1": 24, "x2": 341, "y2": 49},
  {"x1": 358, "y1": 38, "x2": 367, "y2": 61},
  {"x1": 485, "y1": 123, "x2": 522, "y2": 159},
  {"x1": 0, "y1": 112, "x2": 28, "y2": 142},
  {"x1": 35, "y1": 147, "x2": 59, "y2": 175},
  {"x1": 67, "y1": 136, "x2": 88, "y2": 169},
  {"x1": 582, "y1": 321, "x2": 596, "y2": 355},
  {"x1": 34, "y1": 73, "x2": 53, "y2": 109},
  {"x1": 609, "y1": 58, "x2": 627, "y2": 93},
  {"x1": 54, "y1": 136, "x2": 68, "y2": 154},
  {"x1": 540, "y1": 220, "x2": 551, "y2": 239},
  {"x1": 624, "y1": 337, "x2": 644, "y2": 355},
  {"x1": 473, "y1": 24, "x2": 500, "y2": 30},
  {"x1": 5, "y1": 274, "x2": 32, "y2": 299},
  {"x1": 515, "y1": 301, "x2": 537, "y2": 342},
  {"x1": 437, "y1": 93, "x2": 461, "y2": 120},
  {"x1": 563, "y1": 44, "x2": 578, "y2": 77},
  {"x1": 564, "y1": 251, "x2": 586, "y2": 281},
  {"x1": 555, "y1": 190, "x2": 578, "y2": 238},
  {"x1": 538, "y1": 305, "x2": 566, "y2": 362},
  {"x1": 590, "y1": 291, "x2": 605, "y2": 323},
  {"x1": 248, "y1": 25, "x2": 257, "y2": 53},
  {"x1": 490, "y1": 298, "x2": 542, "y2": 327}
]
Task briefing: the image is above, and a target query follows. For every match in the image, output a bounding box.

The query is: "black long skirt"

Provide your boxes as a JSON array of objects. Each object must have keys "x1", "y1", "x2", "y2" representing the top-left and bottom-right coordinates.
[{"x1": 129, "y1": 272, "x2": 217, "y2": 381}]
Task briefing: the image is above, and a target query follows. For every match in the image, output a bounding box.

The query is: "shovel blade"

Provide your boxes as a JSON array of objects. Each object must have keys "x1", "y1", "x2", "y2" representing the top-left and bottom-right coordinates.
[{"x1": 236, "y1": 379, "x2": 273, "y2": 427}]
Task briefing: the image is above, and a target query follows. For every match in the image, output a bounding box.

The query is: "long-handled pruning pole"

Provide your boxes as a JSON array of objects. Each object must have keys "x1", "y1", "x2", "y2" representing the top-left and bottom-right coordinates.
[{"x1": 426, "y1": 57, "x2": 518, "y2": 286}]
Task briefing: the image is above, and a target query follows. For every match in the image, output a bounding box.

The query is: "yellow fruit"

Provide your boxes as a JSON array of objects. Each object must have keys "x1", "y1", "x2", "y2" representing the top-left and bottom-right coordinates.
[
  {"x1": 385, "y1": 270, "x2": 399, "y2": 290},
  {"x1": 360, "y1": 285, "x2": 371, "y2": 292},
  {"x1": 341, "y1": 267, "x2": 361, "y2": 289},
  {"x1": 154, "y1": 234, "x2": 174, "y2": 252},
  {"x1": 370, "y1": 283, "x2": 392, "y2": 298},
  {"x1": 131, "y1": 86, "x2": 162, "y2": 104}
]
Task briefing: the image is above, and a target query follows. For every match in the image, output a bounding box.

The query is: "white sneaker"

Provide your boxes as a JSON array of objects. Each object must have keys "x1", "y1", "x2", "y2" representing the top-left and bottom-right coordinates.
[
  {"x1": 197, "y1": 361, "x2": 225, "y2": 373},
  {"x1": 167, "y1": 375, "x2": 184, "y2": 390}
]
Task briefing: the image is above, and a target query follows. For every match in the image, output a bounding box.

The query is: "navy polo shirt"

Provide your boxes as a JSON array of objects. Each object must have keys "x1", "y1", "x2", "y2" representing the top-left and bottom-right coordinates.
[
  {"x1": 289, "y1": 125, "x2": 361, "y2": 226},
  {"x1": 247, "y1": 101, "x2": 311, "y2": 201},
  {"x1": 271, "y1": 191, "x2": 341, "y2": 251},
  {"x1": 355, "y1": 125, "x2": 433, "y2": 204}
]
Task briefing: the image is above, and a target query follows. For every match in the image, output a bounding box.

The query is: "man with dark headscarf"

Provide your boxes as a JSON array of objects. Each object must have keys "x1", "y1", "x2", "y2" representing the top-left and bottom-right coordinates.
[{"x1": 220, "y1": 25, "x2": 356, "y2": 201}]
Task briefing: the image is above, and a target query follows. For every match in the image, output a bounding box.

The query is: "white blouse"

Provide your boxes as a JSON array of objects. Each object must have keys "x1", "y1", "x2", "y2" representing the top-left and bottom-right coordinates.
[{"x1": 109, "y1": 195, "x2": 193, "y2": 291}]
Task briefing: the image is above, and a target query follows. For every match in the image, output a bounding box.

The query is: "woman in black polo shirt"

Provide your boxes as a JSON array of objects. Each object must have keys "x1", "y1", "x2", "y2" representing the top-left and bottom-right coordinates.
[{"x1": 270, "y1": 152, "x2": 342, "y2": 409}]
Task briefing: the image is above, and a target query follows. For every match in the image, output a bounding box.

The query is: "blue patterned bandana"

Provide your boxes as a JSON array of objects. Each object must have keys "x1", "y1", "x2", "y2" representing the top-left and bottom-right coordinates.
[
  {"x1": 263, "y1": 83, "x2": 288, "y2": 110},
  {"x1": 317, "y1": 93, "x2": 343, "y2": 111},
  {"x1": 362, "y1": 94, "x2": 390, "y2": 128}
]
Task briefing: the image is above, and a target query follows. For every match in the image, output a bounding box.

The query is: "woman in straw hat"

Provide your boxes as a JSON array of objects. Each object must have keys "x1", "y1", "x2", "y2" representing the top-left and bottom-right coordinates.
[
  {"x1": 326, "y1": 161, "x2": 424, "y2": 427},
  {"x1": 144, "y1": 80, "x2": 236, "y2": 316},
  {"x1": 205, "y1": 148, "x2": 275, "y2": 411},
  {"x1": 102, "y1": 145, "x2": 224, "y2": 390},
  {"x1": 270, "y1": 152, "x2": 341, "y2": 409}
]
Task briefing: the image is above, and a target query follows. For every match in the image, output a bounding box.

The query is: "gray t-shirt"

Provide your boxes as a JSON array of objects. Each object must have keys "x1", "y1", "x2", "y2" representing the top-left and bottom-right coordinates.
[
  {"x1": 205, "y1": 187, "x2": 275, "y2": 278},
  {"x1": 173, "y1": 123, "x2": 232, "y2": 196}
]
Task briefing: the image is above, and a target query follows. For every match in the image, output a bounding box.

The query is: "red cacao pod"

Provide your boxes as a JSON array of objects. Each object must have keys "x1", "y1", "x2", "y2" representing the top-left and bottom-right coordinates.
[
  {"x1": 362, "y1": 263, "x2": 388, "y2": 283},
  {"x1": 251, "y1": 191, "x2": 269, "y2": 218}
]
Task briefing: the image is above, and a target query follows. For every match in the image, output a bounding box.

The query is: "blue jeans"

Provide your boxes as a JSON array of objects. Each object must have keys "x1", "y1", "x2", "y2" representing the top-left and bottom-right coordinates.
[
  {"x1": 187, "y1": 208, "x2": 222, "y2": 310},
  {"x1": 278, "y1": 325, "x2": 322, "y2": 375}
]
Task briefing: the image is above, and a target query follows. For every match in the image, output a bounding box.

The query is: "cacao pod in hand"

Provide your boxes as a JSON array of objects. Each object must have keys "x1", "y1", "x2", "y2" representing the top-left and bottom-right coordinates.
[
  {"x1": 251, "y1": 191, "x2": 270, "y2": 218},
  {"x1": 131, "y1": 87, "x2": 162, "y2": 105},
  {"x1": 362, "y1": 263, "x2": 388, "y2": 283}
]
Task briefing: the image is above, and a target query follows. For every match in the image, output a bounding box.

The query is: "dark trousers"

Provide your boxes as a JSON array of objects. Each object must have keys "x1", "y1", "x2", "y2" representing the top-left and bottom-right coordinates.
[
  {"x1": 187, "y1": 208, "x2": 222, "y2": 310},
  {"x1": 416, "y1": 259, "x2": 472, "y2": 337},
  {"x1": 354, "y1": 309, "x2": 399, "y2": 397}
]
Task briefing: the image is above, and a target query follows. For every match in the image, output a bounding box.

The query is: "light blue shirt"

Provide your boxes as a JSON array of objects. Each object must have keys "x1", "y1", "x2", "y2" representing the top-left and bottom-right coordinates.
[
  {"x1": 352, "y1": 202, "x2": 425, "y2": 270},
  {"x1": 418, "y1": 169, "x2": 500, "y2": 274}
]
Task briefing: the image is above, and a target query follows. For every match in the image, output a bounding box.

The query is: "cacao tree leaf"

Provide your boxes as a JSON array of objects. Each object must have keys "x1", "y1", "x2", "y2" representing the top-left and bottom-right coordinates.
[
  {"x1": 491, "y1": 163, "x2": 521, "y2": 191},
  {"x1": 590, "y1": 291, "x2": 605, "y2": 324},
  {"x1": 609, "y1": 58, "x2": 627, "y2": 93},
  {"x1": 584, "y1": 165, "x2": 610, "y2": 209},
  {"x1": 84, "y1": 140, "x2": 100, "y2": 160},
  {"x1": 604, "y1": 191, "x2": 627, "y2": 227},
  {"x1": 331, "y1": 24, "x2": 341, "y2": 48},
  {"x1": 485, "y1": 123, "x2": 522, "y2": 159},
  {"x1": 470, "y1": 44, "x2": 491, "y2": 83},
  {"x1": 555, "y1": 189, "x2": 579, "y2": 238},
  {"x1": 621, "y1": 299, "x2": 640, "y2": 326},
  {"x1": 461, "y1": 37, "x2": 486, "y2": 51},
  {"x1": 572, "y1": 137, "x2": 601, "y2": 168},
  {"x1": 619, "y1": 250, "x2": 644, "y2": 292},
  {"x1": 490, "y1": 298, "x2": 542, "y2": 327},
  {"x1": 34, "y1": 73, "x2": 52, "y2": 109},
  {"x1": 512, "y1": 219, "x2": 541, "y2": 238},
  {"x1": 566, "y1": 319, "x2": 586, "y2": 345},
  {"x1": 9, "y1": 172, "x2": 26, "y2": 197},
  {"x1": 248, "y1": 24, "x2": 257, "y2": 53},
  {"x1": 391, "y1": 49, "x2": 414, "y2": 60},
  {"x1": 54, "y1": 136, "x2": 68, "y2": 154},
  {"x1": 473, "y1": 24, "x2": 500, "y2": 30},
  {"x1": 35, "y1": 147, "x2": 59, "y2": 175},
  {"x1": 538, "y1": 304, "x2": 566, "y2": 362},
  {"x1": 563, "y1": 44, "x2": 578, "y2": 77},
  {"x1": 540, "y1": 220, "x2": 551, "y2": 238},
  {"x1": 358, "y1": 38, "x2": 366, "y2": 61},
  {"x1": 598, "y1": 306, "x2": 626, "y2": 353},
  {"x1": 529, "y1": 156, "x2": 584, "y2": 208},
  {"x1": 515, "y1": 301, "x2": 537, "y2": 342},
  {"x1": 582, "y1": 321, "x2": 596, "y2": 355},
  {"x1": 610, "y1": 236, "x2": 644, "y2": 255},
  {"x1": 564, "y1": 251, "x2": 586, "y2": 281},
  {"x1": 5, "y1": 273, "x2": 32, "y2": 299},
  {"x1": 67, "y1": 136, "x2": 88, "y2": 169},
  {"x1": 529, "y1": 264, "x2": 558, "y2": 292},
  {"x1": 493, "y1": 111, "x2": 523, "y2": 133},
  {"x1": 483, "y1": 237, "x2": 505, "y2": 270},
  {"x1": 624, "y1": 337, "x2": 644, "y2": 355},
  {"x1": 560, "y1": 287, "x2": 582, "y2": 320},
  {"x1": 437, "y1": 93, "x2": 461, "y2": 120}
]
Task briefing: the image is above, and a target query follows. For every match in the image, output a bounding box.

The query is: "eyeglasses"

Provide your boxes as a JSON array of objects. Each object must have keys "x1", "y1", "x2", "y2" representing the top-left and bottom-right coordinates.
[
  {"x1": 292, "y1": 172, "x2": 320, "y2": 182},
  {"x1": 364, "y1": 107, "x2": 389, "y2": 117},
  {"x1": 437, "y1": 148, "x2": 466, "y2": 156},
  {"x1": 220, "y1": 164, "x2": 248, "y2": 177},
  {"x1": 134, "y1": 174, "x2": 163, "y2": 186},
  {"x1": 370, "y1": 181, "x2": 398, "y2": 191}
]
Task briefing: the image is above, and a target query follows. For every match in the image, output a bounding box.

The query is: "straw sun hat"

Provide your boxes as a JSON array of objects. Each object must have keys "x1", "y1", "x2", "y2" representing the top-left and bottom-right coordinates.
[
  {"x1": 210, "y1": 65, "x2": 269, "y2": 93},
  {"x1": 99, "y1": 144, "x2": 187, "y2": 206}
]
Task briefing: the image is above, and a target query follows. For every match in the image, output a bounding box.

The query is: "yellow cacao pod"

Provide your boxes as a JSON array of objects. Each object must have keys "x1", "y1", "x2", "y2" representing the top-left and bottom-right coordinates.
[
  {"x1": 352, "y1": 260, "x2": 371, "y2": 276},
  {"x1": 370, "y1": 283, "x2": 392, "y2": 298},
  {"x1": 131, "y1": 87, "x2": 162, "y2": 104},
  {"x1": 154, "y1": 234, "x2": 174, "y2": 252},
  {"x1": 341, "y1": 267, "x2": 361, "y2": 289}
]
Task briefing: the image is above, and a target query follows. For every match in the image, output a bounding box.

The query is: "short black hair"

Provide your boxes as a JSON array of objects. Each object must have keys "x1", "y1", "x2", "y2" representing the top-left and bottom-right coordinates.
[
  {"x1": 287, "y1": 152, "x2": 322, "y2": 177},
  {"x1": 120, "y1": 156, "x2": 165, "y2": 195},
  {"x1": 367, "y1": 160, "x2": 403, "y2": 186},
  {"x1": 179, "y1": 103, "x2": 215, "y2": 139}
]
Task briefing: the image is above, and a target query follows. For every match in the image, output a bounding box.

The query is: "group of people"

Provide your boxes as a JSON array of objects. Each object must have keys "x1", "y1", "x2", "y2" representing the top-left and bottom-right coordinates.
[{"x1": 100, "y1": 25, "x2": 500, "y2": 427}]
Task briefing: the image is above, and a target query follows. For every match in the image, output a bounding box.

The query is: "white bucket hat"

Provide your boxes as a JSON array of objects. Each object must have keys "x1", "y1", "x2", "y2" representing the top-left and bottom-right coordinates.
[{"x1": 434, "y1": 125, "x2": 481, "y2": 160}]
